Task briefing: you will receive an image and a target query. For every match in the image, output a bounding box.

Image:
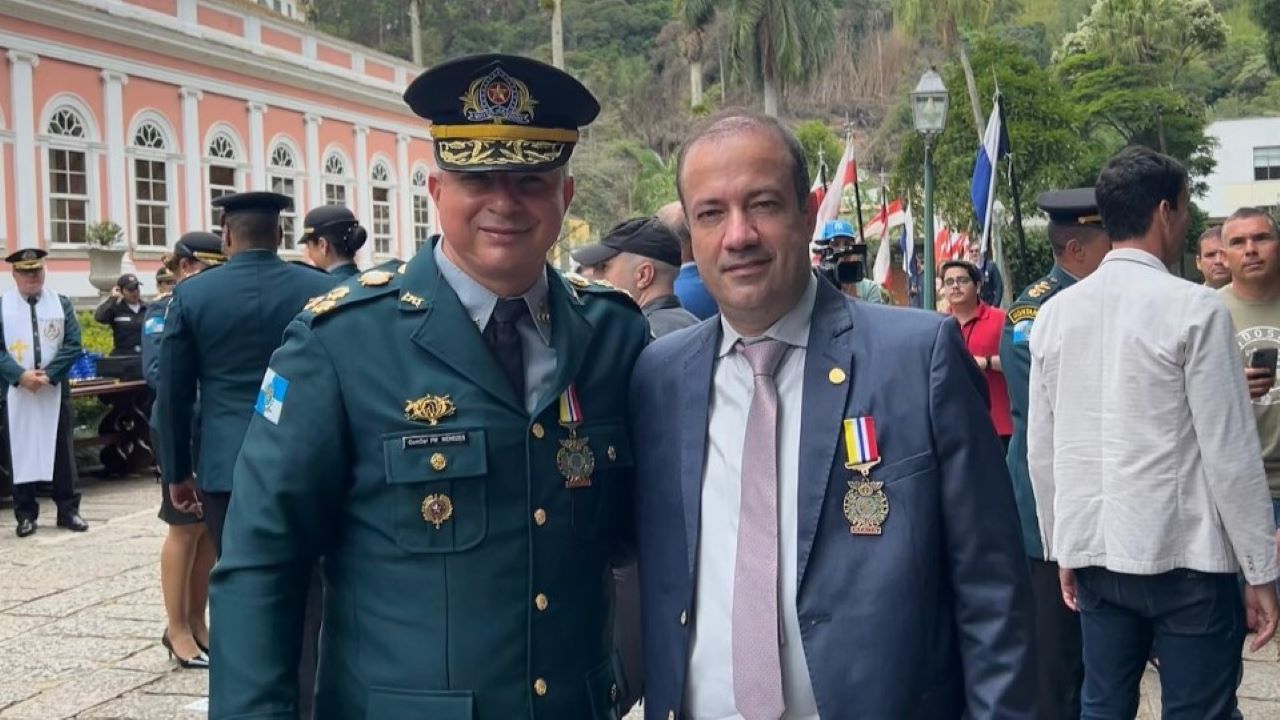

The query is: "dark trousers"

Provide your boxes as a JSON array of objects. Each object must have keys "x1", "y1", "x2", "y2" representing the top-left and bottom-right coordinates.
[
  {"x1": 203, "y1": 490, "x2": 231, "y2": 558},
  {"x1": 1076, "y1": 567, "x2": 1244, "y2": 720},
  {"x1": 1029, "y1": 559, "x2": 1083, "y2": 720},
  {"x1": 612, "y1": 563, "x2": 644, "y2": 712},
  {"x1": 11, "y1": 395, "x2": 81, "y2": 522}
]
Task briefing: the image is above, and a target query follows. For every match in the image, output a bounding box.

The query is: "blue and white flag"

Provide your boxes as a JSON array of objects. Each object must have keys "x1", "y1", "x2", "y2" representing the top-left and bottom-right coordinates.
[
  {"x1": 254, "y1": 368, "x2": 289, "y2": 425},
  {"x1": 970, "y1": 94, "x2": 1008, "y2": 254}
]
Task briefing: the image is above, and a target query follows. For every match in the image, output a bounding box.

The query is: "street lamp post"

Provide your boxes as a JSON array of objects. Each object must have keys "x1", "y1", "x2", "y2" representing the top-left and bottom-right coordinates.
[{"x1": 911, "y1": 68, "x2": 950, "y2": 310}]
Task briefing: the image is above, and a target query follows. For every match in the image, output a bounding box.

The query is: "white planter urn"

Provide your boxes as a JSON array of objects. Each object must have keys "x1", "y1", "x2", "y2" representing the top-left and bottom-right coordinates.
[{"x1": 87, "y1": 246, "x2": 127, "y2": 294}]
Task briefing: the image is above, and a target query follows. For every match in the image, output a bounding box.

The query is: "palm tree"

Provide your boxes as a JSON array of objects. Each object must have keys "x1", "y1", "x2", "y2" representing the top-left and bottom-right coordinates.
[
  {"x1": 676, "y1": 0, "x2": 718, "y2": 109},
  {"x1": 895, "y1": 0, "x2": 993, "y2": 140},
  {"x1": 723, "y1": 0, "x2": 834, "y2": 117}
]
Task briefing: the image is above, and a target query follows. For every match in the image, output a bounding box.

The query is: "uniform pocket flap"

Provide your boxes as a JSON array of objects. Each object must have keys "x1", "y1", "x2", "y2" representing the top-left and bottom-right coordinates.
[
  {"x1": 383, "y1": 429, "x2": 488, "y2": 484},
  {"x1": 580, "y1": 422, "x2": 633, "y2": 470},
  {"x1": 365, "y1": 687, "x2": 473, "y2": 719}
]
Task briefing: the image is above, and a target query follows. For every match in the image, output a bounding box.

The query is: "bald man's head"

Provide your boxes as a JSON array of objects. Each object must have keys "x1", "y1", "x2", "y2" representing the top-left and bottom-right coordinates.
[{"x1": 657, "y1": 201, "x2": 692, "y2": 263}]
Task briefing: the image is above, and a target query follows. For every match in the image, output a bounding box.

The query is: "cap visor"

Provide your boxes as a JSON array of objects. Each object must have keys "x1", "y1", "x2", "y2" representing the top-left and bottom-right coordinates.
[
  {"x1": 434, "y1": 139, "x2": 572, "y2": 173},
  {"x1": 570, "y1": 243, "x2": 620, "y2": 267}
]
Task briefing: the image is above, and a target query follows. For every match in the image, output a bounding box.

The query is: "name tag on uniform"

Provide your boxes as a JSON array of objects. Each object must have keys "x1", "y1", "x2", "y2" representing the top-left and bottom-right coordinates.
[{"x1": 403, "y1": 432, "x2": 469, "y2": 449}]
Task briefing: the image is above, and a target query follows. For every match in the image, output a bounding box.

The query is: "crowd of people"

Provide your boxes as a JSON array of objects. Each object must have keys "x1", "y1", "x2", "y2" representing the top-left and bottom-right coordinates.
[{"x1": 1, "y1": 50, "x2": 1279, "y2": 720}]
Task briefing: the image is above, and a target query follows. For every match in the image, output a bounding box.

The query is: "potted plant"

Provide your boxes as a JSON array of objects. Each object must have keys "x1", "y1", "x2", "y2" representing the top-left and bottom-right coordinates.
[{"x1": 85, "y1": 220, "x2": 126, "y2": 293}]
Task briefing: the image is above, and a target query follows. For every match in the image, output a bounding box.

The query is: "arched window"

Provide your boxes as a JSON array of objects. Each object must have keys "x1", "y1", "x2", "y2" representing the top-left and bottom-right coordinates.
[
  {"x1": 206, "y1": 130, "x2": 242, "y2": 228},
  {"x1": 322, "y1": 150, "x2": 350, "y2": 207},
  {"x1": 411, "y1": 166, "x2": 430, "y2": 253},
  {"x1": 130, "y1": 118, "x2": 172, "y2": 248},
  {"x1": 44, "y1": 106, "x2": 93, "y2": 245},
  {"x1": 370, "y1": 159, "x2": 394, "y2": 255},
  {"x1": 268, "y1": 141, "x2": 302, "y2": 248}
]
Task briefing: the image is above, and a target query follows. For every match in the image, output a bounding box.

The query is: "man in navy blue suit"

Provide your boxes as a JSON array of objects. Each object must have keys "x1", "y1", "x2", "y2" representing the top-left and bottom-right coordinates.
[{"x1": 631, "y1": 110, "x2": 1035, "y2": 720}]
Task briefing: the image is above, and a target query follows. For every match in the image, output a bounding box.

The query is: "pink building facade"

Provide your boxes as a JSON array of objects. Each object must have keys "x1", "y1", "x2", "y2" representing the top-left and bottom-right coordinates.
[{"x1": 0, "y1": 0, "x2": 438, "y2": 297}]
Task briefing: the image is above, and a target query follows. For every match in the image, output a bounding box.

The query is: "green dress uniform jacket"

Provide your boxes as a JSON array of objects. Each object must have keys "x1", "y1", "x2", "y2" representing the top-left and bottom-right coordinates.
[
  {"x1": 155, "y1": 249, "x2": 336, "y2": 491},
  {"x1": 998, "y1": 264, "x2": 1076, "y2": 559},
  {"x1": 209, "y1": 240, "x2": 649, "y2": 720},
  {"x1": 142, "y1": 294, "x2": 171, "y2": 391},
  {"x1": 0, "y1": 294, "x2": 81, "y2": 396}
]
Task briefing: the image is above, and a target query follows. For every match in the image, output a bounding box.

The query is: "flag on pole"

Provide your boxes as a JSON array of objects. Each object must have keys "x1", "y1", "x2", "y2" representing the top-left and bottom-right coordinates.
[
  {"x1": 901, "y1": 202, "x2": 915, "y2": 273},
  {"x1": 811, "y1": 140, "x2": 857, "y2": 242},
  {"x1": 863, "y1": 199, "x2": 904, "y2": 239},
  {"x1": 970, "y1": 94, "x2": 1008, "y2": 255}
]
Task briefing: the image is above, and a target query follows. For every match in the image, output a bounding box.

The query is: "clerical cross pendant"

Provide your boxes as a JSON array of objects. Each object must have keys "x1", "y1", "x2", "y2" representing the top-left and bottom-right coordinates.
[{"x1": 7, "y1": 340, "x2": 28, "y2": 364}]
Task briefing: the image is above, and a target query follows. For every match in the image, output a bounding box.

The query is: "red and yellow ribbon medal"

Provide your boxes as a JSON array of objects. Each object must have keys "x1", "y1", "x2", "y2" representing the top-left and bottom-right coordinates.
[
  {"x1": 841, "y1": 417, "x2": 889, "y2": 535},
  {"x1": 556, "y1": 385, "x2": 594, "y2": 488}
]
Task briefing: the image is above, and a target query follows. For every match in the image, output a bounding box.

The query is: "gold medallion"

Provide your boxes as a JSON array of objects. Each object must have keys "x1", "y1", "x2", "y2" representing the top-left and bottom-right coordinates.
[
  {"x1": 421, "y1": 493, "x2": 454, "y2": 529},
  {"x1": 405, "y1": 394, "x2": 456, "y2": 425},
  {"x1": 359, "y1": 270, "x2": 393, "y2": 287},
  {"x1": 557, "y1": 433, "x2": 595, "y2": 488},
  {"x1": 842, "y1": 474, "x2": 889, "y2": 535}
]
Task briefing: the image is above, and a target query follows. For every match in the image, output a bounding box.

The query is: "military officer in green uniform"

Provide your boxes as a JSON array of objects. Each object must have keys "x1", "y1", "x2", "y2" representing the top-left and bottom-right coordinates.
[
  {"x1": 209, "y1": 54, "x2": 649, "y2": 720},
  {"x1": 298, "y1": 205, "x2": 366, "y2": 279},
  {"x1": 999, "y1": 187, "x2": 1111, "y2": 720},
  {"x1": 156, "y1": 192, "x2": 337, "y2": 556}
]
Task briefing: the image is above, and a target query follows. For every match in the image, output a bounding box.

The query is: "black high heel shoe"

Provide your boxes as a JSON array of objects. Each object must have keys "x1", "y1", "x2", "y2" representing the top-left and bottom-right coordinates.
[
  {"x1": 194, "y1": 636, "x2": 209, "y2": 655},
  {"x1": 161, "y1": 631, "x2": 210, "y2": 670}
]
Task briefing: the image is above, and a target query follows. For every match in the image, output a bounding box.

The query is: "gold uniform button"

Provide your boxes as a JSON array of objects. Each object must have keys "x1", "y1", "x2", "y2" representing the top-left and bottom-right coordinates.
[
  {"x1": 531, "y1": 423, "x2": 545, "y2": 439},
  {"x1": 534, "y1": 678, "x2": 548, "y2": 696},
  {"x1": 430, "y1": 452, "x2": 447, "y2": 472},
  {"x1": 534, "y1": 508, "x2": 547, "y2": 526},
  {"x1": 679, "y1": 610, "x2": 688, "y2": 626},
  {"x1": 535, "y1": 593, "x2": 549, "y2": 611}
]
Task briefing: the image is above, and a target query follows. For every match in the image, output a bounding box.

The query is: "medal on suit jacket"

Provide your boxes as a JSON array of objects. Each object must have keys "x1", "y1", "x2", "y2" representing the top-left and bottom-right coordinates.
[
  {"x1": 556, "y1": 384, "x2": 594, "y2": 488},
  {"x1": 841, "y1": 416, "x2": 889, "y2": 535}
]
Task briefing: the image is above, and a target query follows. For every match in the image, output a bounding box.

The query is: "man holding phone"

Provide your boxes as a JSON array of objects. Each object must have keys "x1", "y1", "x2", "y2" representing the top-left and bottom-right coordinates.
[{"x1": 1221, "y1": 207, "x2": 1280, "y2": 522}]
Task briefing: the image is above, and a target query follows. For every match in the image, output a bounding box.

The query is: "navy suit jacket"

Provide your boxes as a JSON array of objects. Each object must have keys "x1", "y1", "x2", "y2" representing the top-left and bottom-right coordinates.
[{"x1": 631, "y1": 279, "x2": 1035, "y2": 720}]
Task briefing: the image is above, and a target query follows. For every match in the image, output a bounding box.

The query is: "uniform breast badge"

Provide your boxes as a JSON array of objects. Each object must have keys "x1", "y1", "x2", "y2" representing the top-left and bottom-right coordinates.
[
  {"x1": 421, "y1": 493, "x2": 453, "y2": 529},
  {"x1": 556, "y1": 385, "x2": 594, "y2": 488},
  {"x1": 841, "y1": 416, "x2": 889, "y2": 535},
  {"x1": 405, "y1": 394, "x2": 456, "y2": 426}
]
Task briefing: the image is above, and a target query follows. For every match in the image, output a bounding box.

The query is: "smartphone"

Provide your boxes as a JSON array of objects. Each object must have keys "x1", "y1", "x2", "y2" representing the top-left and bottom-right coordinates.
[{"x1": 1250, "y1": 347, "x2": 1278, "y2": 372}]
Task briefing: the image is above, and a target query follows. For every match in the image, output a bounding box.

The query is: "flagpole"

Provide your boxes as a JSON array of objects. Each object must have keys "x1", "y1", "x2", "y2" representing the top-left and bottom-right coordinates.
[
  {"x1": 846, "y1": 129, "x2": 866, "y2": 241},
  {"x1": 998, "y1": 93, "x2": 1030, "y2": 295}
]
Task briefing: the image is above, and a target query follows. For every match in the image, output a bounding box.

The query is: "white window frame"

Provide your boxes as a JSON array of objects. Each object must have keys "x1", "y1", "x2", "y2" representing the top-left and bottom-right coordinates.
[
  {"x1": 370, "y1": 158, "x2": 395, "y2": 256},
  {"x1": 268, "y1": 138, "x2": 304, "y2": 250},
  {"x1": 1255, "y1": 146, "x2": 1280, "y2": 182},
  {"x1": 127, "y1": 113, "x2": 179, "y2": 251},
  {"x1": 204, "y1": 126, "x2": 246, "y2": 231},
  {"x1": 411, "y1": 164, "x2": 431, "y2": 253},
  {"x1": 39, "y1": 98, "x2": 102, "y2": 248},
  {"x1": 322, "y1": 148, "x2": 352, "y2": 208}
]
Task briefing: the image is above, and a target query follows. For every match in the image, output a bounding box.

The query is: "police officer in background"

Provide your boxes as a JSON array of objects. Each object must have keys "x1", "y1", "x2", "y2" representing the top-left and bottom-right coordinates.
[
  {"x1": 298, "y1": 205, "x2": 367, "y2": 279},
  {"x1": 155, "y1": 192, "x2": 336, "y2": 555},
  {"x1": 209, "y1": 54, "x2": 648, "y2": 720},
  {"x1": 998, "y1": 187, "x2": 1111, "y2": 720},
  {"x1": 95, "y1": 273, "x2": 147, "y2": 356}
]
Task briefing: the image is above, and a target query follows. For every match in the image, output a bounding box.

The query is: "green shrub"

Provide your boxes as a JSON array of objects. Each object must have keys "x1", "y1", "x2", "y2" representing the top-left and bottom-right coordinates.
[{"x1": 76, "y1": 311, "x2": 112, "y2": 355}]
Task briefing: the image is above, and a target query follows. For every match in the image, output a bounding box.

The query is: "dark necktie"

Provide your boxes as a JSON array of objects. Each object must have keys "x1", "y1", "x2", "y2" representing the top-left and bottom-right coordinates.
[
  {"x1": 27, "y1": 295, "x2": 42, "y2": 368},
  {"x1": 483, "y1": 298, "x2": 528, "y2": 401}
]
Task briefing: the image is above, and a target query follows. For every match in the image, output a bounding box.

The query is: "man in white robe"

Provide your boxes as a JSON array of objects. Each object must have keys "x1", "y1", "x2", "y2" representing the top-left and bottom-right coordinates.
[{"x1": 1, "y1": 249, "x2": 87, "y2": 537}]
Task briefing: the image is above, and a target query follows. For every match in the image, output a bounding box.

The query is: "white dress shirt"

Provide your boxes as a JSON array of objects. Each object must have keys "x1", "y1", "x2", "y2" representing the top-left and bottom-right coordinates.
[
  {"x1": 1028, "y1": 248, "x2": 1278, "y2": 586},
  {"x1": 685, "y1": 274, "x2": 819, "y2": 720}
]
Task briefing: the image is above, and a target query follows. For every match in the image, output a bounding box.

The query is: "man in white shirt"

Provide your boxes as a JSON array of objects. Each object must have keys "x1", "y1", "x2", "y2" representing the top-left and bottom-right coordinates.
[
  {"x1": 631, "y1": 109, "x2": 1034, "y2": 720},
  {"x1": 1028, "y1": 146, "x2": 1280, "y2": 719}
]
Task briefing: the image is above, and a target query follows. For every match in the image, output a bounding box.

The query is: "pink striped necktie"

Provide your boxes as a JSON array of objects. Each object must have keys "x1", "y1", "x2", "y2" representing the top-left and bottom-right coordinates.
[{"x1": 732, "y1": 338, "x2": 788, "y2": 720}]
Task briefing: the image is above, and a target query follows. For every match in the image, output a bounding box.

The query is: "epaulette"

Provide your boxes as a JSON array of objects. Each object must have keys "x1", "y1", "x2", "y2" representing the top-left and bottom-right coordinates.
[
  {"x1": 561, "y1": 271, "x2": 640, "y2": 309},
  {"x1": 1023, "y1": 277, "x2": 1059, "y2": 300},
  {"x1": 302, "y1": 261, "x2": 402, "y2": 322}
]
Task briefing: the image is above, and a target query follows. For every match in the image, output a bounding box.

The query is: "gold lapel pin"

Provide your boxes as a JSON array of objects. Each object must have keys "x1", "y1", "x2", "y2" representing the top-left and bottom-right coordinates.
[{"x1": 829, "y1": 368, "x2": 847, "y2": 385}]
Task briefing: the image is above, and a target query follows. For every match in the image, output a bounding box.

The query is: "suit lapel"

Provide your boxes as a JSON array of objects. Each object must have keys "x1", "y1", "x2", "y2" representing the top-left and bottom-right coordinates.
[
  {"x1": 796, "y1": 281, "x2": 856, "y2": 585},
  {"x1": 406, "y1": 247, "x2": 525, "y2": 414},
  {"x1": 680, "y1": 320, "x2": 719, "y2": 579}
]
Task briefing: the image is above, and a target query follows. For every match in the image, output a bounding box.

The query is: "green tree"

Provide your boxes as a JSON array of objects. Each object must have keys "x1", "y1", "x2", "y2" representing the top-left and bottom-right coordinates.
[
  {"x1": 1253, "y1": 0, "x2": 1280, "y2": 72},
  {"x1": 723, "y1": 0, "x2": 835, "y2": 116},
  {"x1": 894, "y1": 0, "x2": 998, "y2": 139},
  {"x1": 1056, "y1": 0, "x2": 1229, "y2": 80},
  {"x1": 795, "y1": 120, "x2": 844, "y2": 187}
]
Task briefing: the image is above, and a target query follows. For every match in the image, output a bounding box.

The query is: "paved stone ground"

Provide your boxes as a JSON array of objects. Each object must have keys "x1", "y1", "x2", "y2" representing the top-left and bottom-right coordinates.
[{"x1": 0, "y1": 474, "x2": 1277, "y2": 719}]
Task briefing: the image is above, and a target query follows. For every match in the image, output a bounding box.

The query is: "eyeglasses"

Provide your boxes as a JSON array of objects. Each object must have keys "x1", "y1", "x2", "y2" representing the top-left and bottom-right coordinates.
[{"x1": 941, "y1": 277, "x2": 974, "y2": 288}]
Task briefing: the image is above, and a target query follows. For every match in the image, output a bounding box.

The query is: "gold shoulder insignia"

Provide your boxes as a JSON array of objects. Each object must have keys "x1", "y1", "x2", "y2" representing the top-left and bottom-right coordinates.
[
  {"x1": 564, "y1": 272, "x2": 590, "y2": 289},
  {"x1": 309, "y1": 299, "x2": 338, "y2": 315},
  {"x1": 359, "y1": 270, "x2": 394, "y2": 287}
]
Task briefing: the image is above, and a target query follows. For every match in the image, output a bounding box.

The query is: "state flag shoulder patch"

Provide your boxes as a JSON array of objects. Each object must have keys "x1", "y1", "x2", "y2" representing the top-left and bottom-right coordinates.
[{"x1": 254, "y1": 368, "x2": 289, "y2": 425}]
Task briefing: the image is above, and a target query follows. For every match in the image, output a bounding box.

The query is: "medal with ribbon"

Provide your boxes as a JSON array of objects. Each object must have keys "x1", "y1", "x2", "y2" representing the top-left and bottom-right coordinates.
[
  {"x1": 556, "y1": 385, "x2": 594, "y2": 488},
  {"x1": 841, "y1": 416, "x2": 889, "y2": 535}
]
